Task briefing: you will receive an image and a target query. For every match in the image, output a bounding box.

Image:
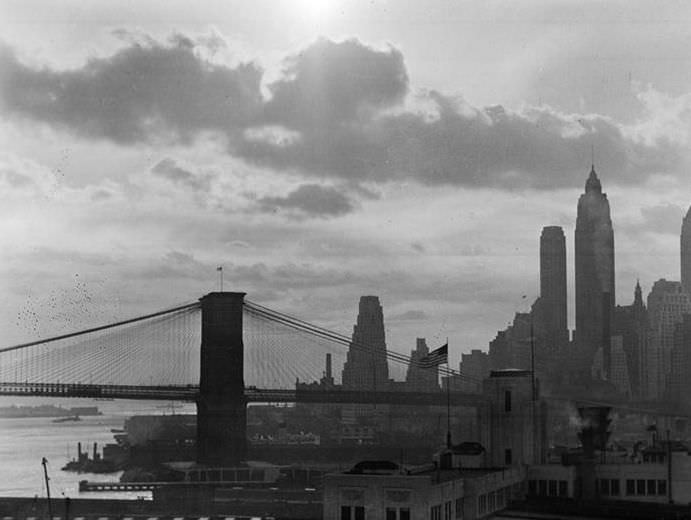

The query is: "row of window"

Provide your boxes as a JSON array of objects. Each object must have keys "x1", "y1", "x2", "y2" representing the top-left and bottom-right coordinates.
[
  {"x1": 341, "y1": 506, "x2": 365, "y2": 520},
  {"x1": 430, "y1": 498, "x2": 462, "y2": 520},
  {"x1": 528, "y1": 478, "x2": 668, "y2": 499},
  {"x1": 478, "y1": 485, "x2": 515, "y2": 517},
  {"x1": 528, "y1": 479, "x2": 569, "y2": 497},
  {"x1": 386, "y1": 507, "x2": 410, "y2": 520},
  {"x1": 342, "y1": 483, "x2": 521, "y2": 520},
  {"x1": 624, "y1": 478, "x2": 667, "y2": 497}
]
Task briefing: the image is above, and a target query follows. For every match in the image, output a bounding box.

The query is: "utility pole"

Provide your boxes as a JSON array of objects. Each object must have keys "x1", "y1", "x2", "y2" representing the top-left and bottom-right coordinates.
[{"x1": 41, "y1": 457, "x2": 52, "y2": 520}]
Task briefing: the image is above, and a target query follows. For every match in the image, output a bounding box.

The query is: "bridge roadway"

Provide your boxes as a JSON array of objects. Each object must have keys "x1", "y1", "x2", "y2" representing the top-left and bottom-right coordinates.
[{"x1": 0, "y1": 382, "x2": 487, "y2": 406}]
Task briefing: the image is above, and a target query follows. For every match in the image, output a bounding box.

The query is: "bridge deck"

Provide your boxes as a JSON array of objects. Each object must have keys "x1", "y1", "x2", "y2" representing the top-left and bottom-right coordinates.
[{"x1": 0, "y1": 382, "x2": 486, "y2": 406}]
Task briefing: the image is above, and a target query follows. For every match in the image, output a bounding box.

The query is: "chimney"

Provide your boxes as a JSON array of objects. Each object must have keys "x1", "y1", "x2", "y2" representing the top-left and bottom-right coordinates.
[{"x1": 326, "y1": 353, "x2": 332, "y2": 380}]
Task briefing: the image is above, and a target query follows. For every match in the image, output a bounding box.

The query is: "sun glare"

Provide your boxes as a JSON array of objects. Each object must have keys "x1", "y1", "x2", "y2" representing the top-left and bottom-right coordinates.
[{"x1": 293, "y1": 0, "x2": 337, "y2": 24}]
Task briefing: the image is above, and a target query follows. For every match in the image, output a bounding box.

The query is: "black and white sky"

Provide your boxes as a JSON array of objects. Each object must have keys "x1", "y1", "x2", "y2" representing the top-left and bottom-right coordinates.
[{"x1": 2, "y1": 0, "x2": 691, "y2": 366}]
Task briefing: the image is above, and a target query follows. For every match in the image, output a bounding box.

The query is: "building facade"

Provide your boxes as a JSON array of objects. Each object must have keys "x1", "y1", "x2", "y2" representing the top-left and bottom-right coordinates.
[
  {"x1": 342, "y1": 296, "x2": 390, "y2": 391},
  {"x1": 539, "y1": 226, "x2": 569, "y2": 352},
  {"x1": 612, "y1": 282, "x2": 647, "y2": 398},
  {"x1": 681, "y1": 206, "x2": 691, "y2": 294},
  {"x1": 405, "y1": 338, "x2": 440, "y2": 392},
  {"x1": 575, "y1": 167, "x2": 615, "y2": 376},
  {"x1": 645, "y1": 280, "x2": 691, "y2": 399},
  {"x1": 323, "y1": 461, "x2": 525, "y2": 520}
]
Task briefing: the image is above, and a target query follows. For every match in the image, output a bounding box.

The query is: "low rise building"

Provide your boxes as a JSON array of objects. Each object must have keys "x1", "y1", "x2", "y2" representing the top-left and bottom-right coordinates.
[{"x1": 323, "y1": 455, "x2": 525, "y2": 520}]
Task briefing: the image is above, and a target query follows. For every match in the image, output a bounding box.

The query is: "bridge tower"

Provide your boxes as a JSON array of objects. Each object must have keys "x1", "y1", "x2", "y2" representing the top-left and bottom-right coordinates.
[{"x1": 196, "y1": 292, "x2": 247, "y2": 466}]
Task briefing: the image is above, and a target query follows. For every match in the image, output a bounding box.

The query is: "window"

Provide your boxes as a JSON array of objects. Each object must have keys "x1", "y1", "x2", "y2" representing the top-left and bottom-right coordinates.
[
  {"x1": 488, "y1": 492, "x2": 496, "y2": 511},
  {"x1": 626, "y1": 479, "x2": 635, "y2": 496},
  {"x1": 599, "y1": 478, "x2": 609, "y2": 496},
  {"x1": 444, "y1": 501, "x2": 452, "y2": 520},
  {"x1": 559, "y1": 480, "x2": 568, "y2": 497},
  {"x1": 431, "y1": 505, "x2": 441, "y2": 520},
  {"x1": 478, "y1": 494, "x2": 487, "y2": 515},
  {"x1": 386, "y1": 508, "x2": 396, "y2": 520},
  {"x1": 658, "y1": 480, "x2": 667, "y2": 496},
  {"x1": 505, "y1": 390, "x2": 512, "y2": 412},
  {"x1": 548, "y1": 480, "x2": 557, "y2": 496},
  {"x1": 355, "y1": 507, "x2": 365, "y2": 520},
  {"x1": 400, "y1": 508, "x2": 410, "y2": 520},
  {"x1": 647, "y1": 480, "x2": 656, "y2": 496},
  {"x1": 505, "y1": 448, "x2": 512, "y2": 466},
  {"x1": 610, "y1": 479, "x2": 620, "y2": 496},
  {"x1": 538, "y1": 480, "x2": 547, "y2": 496},
  {"x1": 528, "y1": 480, "x2": 537, "y2": 496},
  {"x1": 455, "y1": 497, "x2": 464, "y2": 518},
  {"x1": 342, "y1": 506, "x2": 351, "y2": 520},
  {"x1": 637, "y1": 479, "x2": 646, "y2": 495}
]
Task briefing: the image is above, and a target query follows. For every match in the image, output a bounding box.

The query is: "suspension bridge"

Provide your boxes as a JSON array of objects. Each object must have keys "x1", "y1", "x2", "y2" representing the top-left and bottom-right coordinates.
[
  {"x1": 0, "y1": 291, "x2": 486, "y2": 465},
  {"x1": 1, "y1": 291, "x2": 687, "y2": 465}
]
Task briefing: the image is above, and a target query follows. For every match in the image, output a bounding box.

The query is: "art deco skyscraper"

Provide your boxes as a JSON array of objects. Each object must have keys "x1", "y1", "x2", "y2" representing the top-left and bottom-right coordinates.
[
  {"x1": 540, "y1": 226, "x2": 568, "y2": 349},
  {"x1": 681, "y1": 206, "x2": 691, "y2": 293},
  {"x1": 341, "y1": 295, "x2": 389, "y2": 390},
  {"x1": 575, "y1": 166, "x2": 615, "y2": 371}
]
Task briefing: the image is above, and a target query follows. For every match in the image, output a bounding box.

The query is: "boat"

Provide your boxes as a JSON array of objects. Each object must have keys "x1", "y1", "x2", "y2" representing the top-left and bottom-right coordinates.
[{"x1": 52, "y1": 415, "x2": 81, "y2": 423}]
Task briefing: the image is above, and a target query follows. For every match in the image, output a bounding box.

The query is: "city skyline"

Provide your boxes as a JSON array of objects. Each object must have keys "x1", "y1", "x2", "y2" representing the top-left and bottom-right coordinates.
[{"x1": 2, "y1": 1, "x2": 691, "y2": 363}]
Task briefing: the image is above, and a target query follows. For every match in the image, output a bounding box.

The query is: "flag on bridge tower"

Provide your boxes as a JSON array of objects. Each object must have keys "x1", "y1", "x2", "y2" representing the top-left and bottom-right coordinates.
[{"x1": 418, "y1": 343, "x2": 448, "y2": 368}]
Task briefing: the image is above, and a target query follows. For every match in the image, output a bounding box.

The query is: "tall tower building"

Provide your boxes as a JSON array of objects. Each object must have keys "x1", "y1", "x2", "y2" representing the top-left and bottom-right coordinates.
[
  {"x1": 539, "y1": 226, "x2": 568, "y2": 349},
  {"x1": 575, "y1": 166, "x2": 615, "y2": 375},
  {"x1": 681, "y1": 206, "x2": 691, "y2": 293},
  {"x1": 341, "y1": 296, "x2": 389, "y2": 390}
]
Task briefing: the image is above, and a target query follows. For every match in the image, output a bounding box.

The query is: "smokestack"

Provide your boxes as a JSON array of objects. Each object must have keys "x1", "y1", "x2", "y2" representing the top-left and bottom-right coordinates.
[
  {"x1": 93, "y1": 442, "x2": 97, "y2": 461},
  {"x1": 326, "y1": 353, "x2": 332, "y2": 380},
  {"x1": 77, "y1": 442, "x2": 82, "y2": 460}
]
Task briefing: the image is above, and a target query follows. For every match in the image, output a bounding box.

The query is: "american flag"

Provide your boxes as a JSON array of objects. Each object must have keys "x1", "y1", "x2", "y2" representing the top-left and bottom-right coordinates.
[{"x1": 418, "y1": 343, "x2": 448, "y2": 368}]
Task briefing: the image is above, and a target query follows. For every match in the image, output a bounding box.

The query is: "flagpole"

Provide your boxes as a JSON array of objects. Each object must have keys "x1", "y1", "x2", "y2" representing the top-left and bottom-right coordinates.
[{"x1": 446, "y1": 337, "x2": 451, "y2": 448}]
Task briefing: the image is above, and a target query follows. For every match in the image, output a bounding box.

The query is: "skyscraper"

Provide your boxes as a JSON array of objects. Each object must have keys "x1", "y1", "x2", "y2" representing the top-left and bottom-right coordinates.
[
  {"x1": 645, "y1": 279, "x2": 691, "y2": 399},
  {"x1": 405, "y1": 338, "x2": 440, "y2": 392},
  {"x1": 575, "y1": 166, "x2": 615, "y2": 374},
  {"x1": 341, "y1": 295, "x2": 389, "y2": 390},
  {"x1": 681, "y1": 206, "x2": 691, "y2": 293},
  {"x1": 613, "y1": 281, "x2": 647, "y2": 398},
  {"x1": 539, "y1": 226, "x2": 568, "y2": 349}
]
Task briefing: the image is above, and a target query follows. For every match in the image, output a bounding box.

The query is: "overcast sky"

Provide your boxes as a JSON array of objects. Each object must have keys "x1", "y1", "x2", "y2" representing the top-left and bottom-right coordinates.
[{"x1": 2, "y1": 0, "x2": 691, "y2": 372}]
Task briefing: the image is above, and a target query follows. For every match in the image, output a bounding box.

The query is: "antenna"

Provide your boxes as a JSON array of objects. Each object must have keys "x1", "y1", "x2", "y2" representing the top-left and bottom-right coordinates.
[{"x1": 591, "y1": 143, "x2": 595, "y2": 170}]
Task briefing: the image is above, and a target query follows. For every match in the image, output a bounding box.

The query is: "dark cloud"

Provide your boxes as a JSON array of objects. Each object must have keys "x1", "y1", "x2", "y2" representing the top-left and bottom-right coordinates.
[
  {"x1": 0, "y1": 37, "x2": 263, "y2": 144},
  {"x1": 258, "y1": 184, "x2": 354, "y2": 218},
  {"x1": 390, "y1": 309, "x2": 428, "y2": 321},
  {"x1": 151, "y1": 158, "x2": 212, "y2": 191},
  {"x1": 0, "y1": 35, "x2": 679, "y2": 190},
  {"x1": 263, "y1": 38, "x2": 408, "y2": 130},
  {"x1": 411, "y1": 242, "x2": 425, "y2": 253}
]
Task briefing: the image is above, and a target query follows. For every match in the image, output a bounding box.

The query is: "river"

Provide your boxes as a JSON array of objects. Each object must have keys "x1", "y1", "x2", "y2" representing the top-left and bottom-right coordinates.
[{"x1": 0, "y1": 396, "x2": 195, "y2": 499}]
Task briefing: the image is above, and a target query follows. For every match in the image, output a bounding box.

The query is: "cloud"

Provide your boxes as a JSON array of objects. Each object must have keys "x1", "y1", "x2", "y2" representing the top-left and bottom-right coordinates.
[
  {"x1": 151, "y1": 158, "x2": 212, "y2": 191},
  {"x1": 0, "y1": 36, "x2": 263, "y2": 144},
  {"x1": 263, "y1": 38, "x2": 408, "y2": 129},
  {"x1": 0, "y1": 34, "x2": 682, "y2": 191},
  {"x1": 389, "y1": 309, "x2": 428, "y2": 321},
  {"x1": 258, "y1": 183, "x2": 354, "y2": 218},
  {"x1": 638, "y1": 204, "x2": 684, "y2": 235}
]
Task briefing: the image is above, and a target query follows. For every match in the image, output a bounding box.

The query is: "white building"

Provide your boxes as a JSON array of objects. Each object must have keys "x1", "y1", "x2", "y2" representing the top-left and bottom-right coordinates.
[{"x1": 323, "y1": 458, "x2": 525, "y2": 520}]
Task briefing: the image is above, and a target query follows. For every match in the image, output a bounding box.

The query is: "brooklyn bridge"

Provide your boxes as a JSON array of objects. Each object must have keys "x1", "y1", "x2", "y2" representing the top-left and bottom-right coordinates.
[{"x1": 0, "y1": 291, "x2": 685, "y2": 466}]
